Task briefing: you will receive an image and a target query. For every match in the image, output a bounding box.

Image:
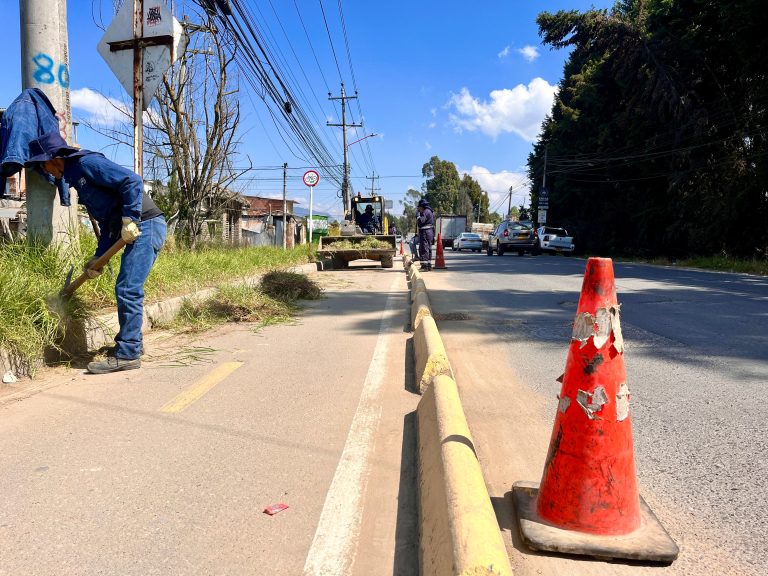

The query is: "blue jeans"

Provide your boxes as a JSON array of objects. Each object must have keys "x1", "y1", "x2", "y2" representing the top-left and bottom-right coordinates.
[{"x1": 114, "y1": 216, "x2": 166, "y2": 359}]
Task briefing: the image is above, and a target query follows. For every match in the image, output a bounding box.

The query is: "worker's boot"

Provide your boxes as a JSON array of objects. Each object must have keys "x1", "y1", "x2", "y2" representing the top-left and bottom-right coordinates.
[{"x1": 87, "y1": 356, "x2": 141, "y2": 374}]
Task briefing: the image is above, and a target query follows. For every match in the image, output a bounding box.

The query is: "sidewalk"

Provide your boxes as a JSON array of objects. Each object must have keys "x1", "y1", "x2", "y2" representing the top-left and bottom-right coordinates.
[{"x1": 0, "y1": 264, "x2": 419, "y2": 576}]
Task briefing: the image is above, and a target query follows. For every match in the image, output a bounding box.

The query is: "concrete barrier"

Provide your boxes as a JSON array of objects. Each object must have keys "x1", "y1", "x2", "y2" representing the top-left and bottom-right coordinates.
[
  {"x1": 411, "y1": 277, "x2": 428, "y2": 302},
  {"x1": 413, "y1": 315, "x2": 453, "y2": 394},
  {"x1": 418, "y1": 375, "x2": 514, "y2": 576},
  {"x1": 411, "y1": 290, "x2": 432, "y2": 331}
]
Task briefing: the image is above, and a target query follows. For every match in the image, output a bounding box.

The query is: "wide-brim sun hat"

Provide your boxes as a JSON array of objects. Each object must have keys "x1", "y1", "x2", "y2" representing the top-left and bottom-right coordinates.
[{"x1": 25, "y1": 132, "x2": 80, "y2": 165}]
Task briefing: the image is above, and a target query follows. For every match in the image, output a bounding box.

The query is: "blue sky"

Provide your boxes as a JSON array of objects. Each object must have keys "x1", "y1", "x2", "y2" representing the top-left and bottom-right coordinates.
[{"x1": 1, "y1": 0, "x2": 612, "y2": 219}]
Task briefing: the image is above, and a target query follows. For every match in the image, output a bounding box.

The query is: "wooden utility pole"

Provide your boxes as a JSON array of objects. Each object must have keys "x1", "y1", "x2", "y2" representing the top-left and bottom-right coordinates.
[{"x1": 282, "y1": 162, "x2": 288, "y2": 250}]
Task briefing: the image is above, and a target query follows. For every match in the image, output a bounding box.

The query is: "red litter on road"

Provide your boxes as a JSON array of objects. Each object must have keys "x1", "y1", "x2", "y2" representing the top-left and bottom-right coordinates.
[{"x1": 264, "y1": 503, "x2": 289, "y2": 515}]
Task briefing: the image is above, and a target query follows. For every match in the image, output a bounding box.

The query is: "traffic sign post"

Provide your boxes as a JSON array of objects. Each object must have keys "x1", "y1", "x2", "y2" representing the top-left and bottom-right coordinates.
[
  {"x1": 97, "y1": 1, "x2": 186, "y2": 177},
  {"x1": 303, "y1": 170, "x2": 320, "y2": 244},
  {"x1": 538, "y1": 186, "x2": 549, "y2": 224}
]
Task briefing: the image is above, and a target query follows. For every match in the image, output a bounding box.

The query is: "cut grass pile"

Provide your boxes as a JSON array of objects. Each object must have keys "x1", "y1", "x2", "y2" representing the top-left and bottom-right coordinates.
[
  {"x1": 320, "y1": 237, "x2": 392, "y2": 251},
  {"x1": 170, "y1": 273, "x2": 322, "y2": 332},
  {"x1": 260, "y1": 271, "x2": 323, "y2": 301},
  {"x1": 0, "y1": 235, "x2": 316, "y2": 371}
]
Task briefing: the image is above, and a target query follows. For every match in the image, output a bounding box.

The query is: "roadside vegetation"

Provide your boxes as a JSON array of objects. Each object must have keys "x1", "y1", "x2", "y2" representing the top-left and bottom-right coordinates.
[
  {"x1": 618, "y1": 255, "x2": 768, "y2": 276},
  {"x1": 0, "y1": 235, "x2": 316, "y2": 371}
]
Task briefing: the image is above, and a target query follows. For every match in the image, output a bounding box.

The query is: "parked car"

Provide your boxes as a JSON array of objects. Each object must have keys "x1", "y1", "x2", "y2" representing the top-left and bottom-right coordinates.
[
  {"x1": 487, "y1": 220, "x2": 540, "y2": 256},
  {"x1": 536, "y1": 226, "x2": 575, "y2": 254},
  {"x1": 453, "y1": 232, "x2": 483, "y2": 252}
]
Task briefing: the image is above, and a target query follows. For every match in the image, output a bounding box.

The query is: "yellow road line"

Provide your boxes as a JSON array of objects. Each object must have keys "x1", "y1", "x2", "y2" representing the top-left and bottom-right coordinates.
[{"x1": 160, "y1": 361, "x2": 243, "y2": 413}]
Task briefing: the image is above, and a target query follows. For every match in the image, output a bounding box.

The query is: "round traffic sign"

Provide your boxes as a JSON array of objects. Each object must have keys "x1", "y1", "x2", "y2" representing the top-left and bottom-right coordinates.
[{"x1": 303, "y1": 170, "x2": 320, "y2": 187}]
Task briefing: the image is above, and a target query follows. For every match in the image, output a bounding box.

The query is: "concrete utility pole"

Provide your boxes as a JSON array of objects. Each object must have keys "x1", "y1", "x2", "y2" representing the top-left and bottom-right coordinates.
[
  {"x1": 365, "y1": 173, "x2": 380, "y2": 196},
  {"x1": 508, "y1": 186, "x2": 514, "y2": 217},
  {"x1": 328, "y1": 83, "x2": 362, "y2": 218},
  {"x1": 20, "y1": 0, "x2": 78, "y2": 247},
  {"x1": 282, "y1": 162, "x2": 288, "y2": 250},
  {"x1": 542, "y1": 145, "x2": 548, "y2": 190}
]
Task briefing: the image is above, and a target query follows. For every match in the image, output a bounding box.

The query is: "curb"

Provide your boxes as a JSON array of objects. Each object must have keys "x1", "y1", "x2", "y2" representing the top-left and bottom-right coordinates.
[
  {"x1": 413, "y1": 316, "x2": 453, "y2": 394},
  {"x1": 418, "y1": 375, "x2": 513, "y2": 576},
  {"x1": 405, "y1": 260, "x2": 514, "y2": 575},
  {"x1": 411, "y1": 290, "x2": 432, "y2": 331}
]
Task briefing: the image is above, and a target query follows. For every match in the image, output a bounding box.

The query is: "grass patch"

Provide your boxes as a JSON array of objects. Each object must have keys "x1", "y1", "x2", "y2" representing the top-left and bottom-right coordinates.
[
  {"x1": 616, "y1": 255, "x2": 768, "y2": 275},
  {"x1": 260, "y1": 271, "x2": 324, "y2": 301},
  {"x1": 77, "y1": 239, "x2": 316, "y2": 309},
  {"x1": 0, "y1": 241, "x2": 89, "y2": 373},
  {"x1": 0, "y1": 234, "x2": 317, "y2": 371}
]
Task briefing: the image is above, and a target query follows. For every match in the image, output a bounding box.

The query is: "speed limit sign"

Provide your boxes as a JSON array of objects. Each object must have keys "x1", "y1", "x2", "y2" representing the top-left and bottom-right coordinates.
[{"x1": 303, "y1": 170, "x2": 320, "y2": 187}]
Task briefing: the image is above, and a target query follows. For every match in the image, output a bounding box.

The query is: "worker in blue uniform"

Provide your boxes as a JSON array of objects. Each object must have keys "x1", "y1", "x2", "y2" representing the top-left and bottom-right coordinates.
[
  {"x1": 26, "y1": 132, "x2": 166, "y2": 374},
  {"x1": 416, "y1": 198, "x2": 434, "y2": 271}
]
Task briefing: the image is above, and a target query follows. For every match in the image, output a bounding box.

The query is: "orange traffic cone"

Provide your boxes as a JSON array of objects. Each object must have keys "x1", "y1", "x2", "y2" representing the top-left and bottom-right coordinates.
[
  {"x1": 434, "y1": 233, "x2": 446, "y2": 269},
  {"x1": 511, "y1": 258, "x2": 678, "y2": 563}
]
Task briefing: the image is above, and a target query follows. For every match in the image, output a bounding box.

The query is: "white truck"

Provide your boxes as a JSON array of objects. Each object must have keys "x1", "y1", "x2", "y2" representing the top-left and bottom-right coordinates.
[
  {"x1": 437, "y1": 215, "x2": 467, "y2": 248},
  {"x1": 536, "y1": 226, "x2": 575, "y2": 254}
]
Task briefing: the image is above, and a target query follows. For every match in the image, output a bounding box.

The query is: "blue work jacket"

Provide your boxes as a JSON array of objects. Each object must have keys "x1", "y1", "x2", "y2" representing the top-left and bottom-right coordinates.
[
  {"x1": 0, "y1": 88, "x2": 71, "y2": 205},
  {"x1": 62, "y1": 151, "x2": 145, "y2": 257},
  {"x1": 417, "y1": 207, "x2": 435, "y2": 230}
]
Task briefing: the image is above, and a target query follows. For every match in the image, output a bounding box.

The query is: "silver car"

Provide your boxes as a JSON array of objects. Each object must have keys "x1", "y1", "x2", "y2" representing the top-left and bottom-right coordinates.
[
  {"x1": 487, "y1": 220, "x2": 540, "y2": 256},
  {"x1": 453, "y1": 232, "x2": 483, "y2": 252}
]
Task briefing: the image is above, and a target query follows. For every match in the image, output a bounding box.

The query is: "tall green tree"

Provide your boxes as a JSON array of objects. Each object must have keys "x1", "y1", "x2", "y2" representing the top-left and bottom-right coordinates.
[
  {"x1": 528, "y1": 0, "x2": 768, "y2": 258},
  {"x1": 421, "y1": 156, "x2": 461, "y2": 213}
]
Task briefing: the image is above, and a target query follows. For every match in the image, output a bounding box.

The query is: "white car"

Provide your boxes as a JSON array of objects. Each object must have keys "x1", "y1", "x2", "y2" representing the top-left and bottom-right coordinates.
[
  {"x1": 453, "y1": 232, "x2": 483, "y2": 252},
  {"x1": 536, "y1": 226, "x2": 575, "y2": 254}
]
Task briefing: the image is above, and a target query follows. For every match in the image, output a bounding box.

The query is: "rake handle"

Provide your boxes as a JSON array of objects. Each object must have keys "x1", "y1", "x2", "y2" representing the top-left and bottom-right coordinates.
[{"x1": 60, "y1": 239, "x2": 127, "y2": 298}]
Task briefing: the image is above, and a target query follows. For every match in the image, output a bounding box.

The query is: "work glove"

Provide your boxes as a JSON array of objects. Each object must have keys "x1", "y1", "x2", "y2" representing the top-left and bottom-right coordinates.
[
  {"x1": 84, "y1": 256, "x2": 102, "y2": 279},
  {"x1": 121, "y1": 217, "x2": 141, "y2": 244}
]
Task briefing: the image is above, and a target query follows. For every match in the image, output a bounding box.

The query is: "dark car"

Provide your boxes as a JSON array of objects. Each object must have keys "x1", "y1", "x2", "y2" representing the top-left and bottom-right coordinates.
[{"x1": 487, "y1": 220, "x2": 540, "y2": 256}]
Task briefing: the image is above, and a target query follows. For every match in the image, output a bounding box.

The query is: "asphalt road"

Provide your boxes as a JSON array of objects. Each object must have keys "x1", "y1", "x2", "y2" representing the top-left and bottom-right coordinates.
[
  {"x1": 0, "y1": 265, "x2": 419, "y2": 576},
  {"x1": 424, "y1": 250, "x2": 767, "y2": 576}
]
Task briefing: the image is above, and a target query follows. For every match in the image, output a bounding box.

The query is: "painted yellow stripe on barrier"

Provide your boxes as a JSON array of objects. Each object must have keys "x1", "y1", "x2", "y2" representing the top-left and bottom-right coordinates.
[{"x1": 160, "y1": 361, "x2": 243, "y2": 413}]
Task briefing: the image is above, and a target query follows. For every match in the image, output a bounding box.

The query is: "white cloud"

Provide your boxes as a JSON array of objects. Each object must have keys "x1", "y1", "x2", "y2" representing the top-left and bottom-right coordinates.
[
  {"x1": 71, "y1": 88, "x2": 129, "y2": 127},
  {"x1": 425, "y1": 141, "x2": 432, "y2": 150},
  {"x1": 518, "y1": 45, "x2": 540, "y2": 62},
  {"x1": 497, "y1": 46, "x2": 510, "y2": 59},
  {"x1": 430, "y1": 108, "x2": 437, "y2": 117},
  {"x1": 428, "y1": 122, "x2": 436, "y2": 129},
  {"x1": 447, "y1": 78, "x2": 557, "y2": 141},
  {"x1": 457, "y1": 165, "x2": 531, "y2": 215}
]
